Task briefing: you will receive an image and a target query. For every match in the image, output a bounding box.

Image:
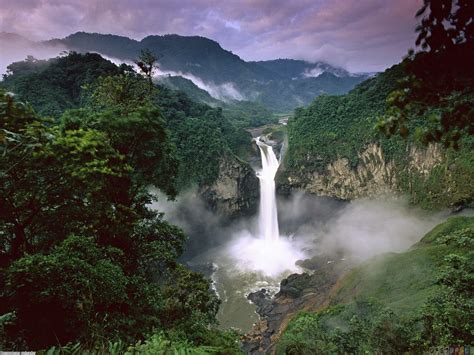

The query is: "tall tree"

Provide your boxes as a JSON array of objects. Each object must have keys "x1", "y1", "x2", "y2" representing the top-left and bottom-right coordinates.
[{"x1": 135, "y1": 48, "x2": 158, "y2": 92}]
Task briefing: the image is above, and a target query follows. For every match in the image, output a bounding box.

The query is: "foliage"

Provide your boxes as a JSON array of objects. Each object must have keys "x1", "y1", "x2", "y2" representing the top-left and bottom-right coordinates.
[
  {"x1": 286, "y1": 64, "x2": 406, "y2": 173},
  {"x1": 3, "y1": 236, "x2": 129, "y2": 349},
  {"x1": 418, "y1": 250, "x2": 474, "y2": 346},
  {"x1": 278, "y1": 217, "x2": 474, "y2": 353},
  {"x1": 222, "y1": 100, "x2": 277, "y2": 128},
  {"x1": 277, "y1": 302, "x2": 415, "y2": 354},
  {"x1": 377, "y1": 0, "x2": 474, "y2": 148},
  {"x1": 153, "y1": 83, "x2": 253, "y2": 187},
  {"x1": 284, "y1": 58, "x2": 474, "y2": 209},
  {"x1": 1, "y1": 92, "x2": 133, "y2": 262},
  {"x1": 0, "y1": 89, "x2": 233, "y2": 351},
  {"x1": 38, "y1": 330, "x2": 243, "y2": 354},
  {"x1": 0, "y1": 52, "x2": 122, "y2": 117},
  {"x1": 135, "y1": 48, "x2": 158, "y2": 90},
  {"x1": 0, "y1": 52, "x2": 254, "y2": 190},
  {"x1": 159, "y1": 265, "x2": 220, "y2": 333}
]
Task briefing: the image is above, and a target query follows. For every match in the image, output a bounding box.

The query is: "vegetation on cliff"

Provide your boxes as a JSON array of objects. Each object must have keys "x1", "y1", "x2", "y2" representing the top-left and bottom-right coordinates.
[
  {"x1": 284, "y1": 59, "x2": 474, "y2": 209},
  {"x1": 284, "y1": 0, "x2": 473, "y2": 209}
]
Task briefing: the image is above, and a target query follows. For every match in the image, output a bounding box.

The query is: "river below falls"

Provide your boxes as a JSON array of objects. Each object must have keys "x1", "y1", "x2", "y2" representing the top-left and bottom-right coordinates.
[{"x1": 188, "y1": 239, "x2": 299, "y2": 331}]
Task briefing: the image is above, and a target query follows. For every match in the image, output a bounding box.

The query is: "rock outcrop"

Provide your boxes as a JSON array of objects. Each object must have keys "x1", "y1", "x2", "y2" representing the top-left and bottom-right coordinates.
[
  {"x1": 243, "y1": 256, "x2": 354, "y2": 354},
  {"x1": 200, "y1": 154, "x2": 259, "y2": 218},
  {"x1": 283, "y1": 143, "x2": 443, "y2": 200}
]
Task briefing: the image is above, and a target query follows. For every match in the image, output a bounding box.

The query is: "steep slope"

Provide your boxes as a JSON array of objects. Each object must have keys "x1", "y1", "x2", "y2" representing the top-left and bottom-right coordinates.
[
  {"x1": 0, "y1": 53, "x2": 259, "y2": 216},
  {"x1": 156, "y1": 75, "x2": 276, "y2": 127},
  {"x1": 46, "y1": 32, "x2": 274, "y2": 84},
  {"x1": 281, "y1": 62, "x2": 474, "y2": 209},
  {"x1": 252, "y1": 59, "x2": 355, "y2": 79},
  {"x1": 276, "y1": 216, "x2": 474, "y2": 353}
]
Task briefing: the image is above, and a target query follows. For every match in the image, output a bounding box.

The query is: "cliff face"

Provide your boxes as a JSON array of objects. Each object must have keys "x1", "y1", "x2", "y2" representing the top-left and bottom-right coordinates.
[
  {"x1": 200, "y1": 154, "x2": 259, "y2": 218},
  {"x1": 282, "y1": 143, "x2": 444, "y2": 201}
]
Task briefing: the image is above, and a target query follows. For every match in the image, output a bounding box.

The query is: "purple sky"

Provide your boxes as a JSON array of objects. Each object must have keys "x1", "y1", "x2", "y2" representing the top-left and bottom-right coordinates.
[{"x1": 0, "y1": 0, "x2": 423, "y2": 72}]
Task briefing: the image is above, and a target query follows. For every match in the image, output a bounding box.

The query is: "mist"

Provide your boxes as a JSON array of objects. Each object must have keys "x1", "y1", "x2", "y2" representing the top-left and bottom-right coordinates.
[
  {"x1": 99, "y1": 55, "x2": 246, "y2": 101},
  {"x1": 150, "y1": 188, "x2": 449, "y2": 331},
  {"x1": 152, "y1": 190, "x2": 444, "y2": 276},
  {"x1": 0, "y1": 35, "x2": 65, "y2": 77},
  {"x1": 155, "y1": 68, "x2": 245, "y2": 101}
]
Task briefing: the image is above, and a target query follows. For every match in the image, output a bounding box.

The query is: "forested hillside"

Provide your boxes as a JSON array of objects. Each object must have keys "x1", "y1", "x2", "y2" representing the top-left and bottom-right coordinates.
[
  {"x1": 0, "y1": 84, "x2": 241, "y2": 352},
  {"x1": 156, "y1": 75, "x2": 276, "y2": 127},
  {"x1": 277, "y1": 216, "x2": 474, "y2": 353},
  {"x1": 1, "y1": 31, "x2": 368, "y2": 112},
  {"x1": 283, "y1": 59, "x2": 474, "y2": 209},
  {"x1": 1, "y1": 53, "x2": 254, "y2": 191}
]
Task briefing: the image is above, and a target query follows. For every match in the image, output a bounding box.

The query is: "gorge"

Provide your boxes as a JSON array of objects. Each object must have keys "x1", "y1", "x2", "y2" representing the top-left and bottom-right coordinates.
[{"x1": 1, "y1": 1, "x2": 473, "y2": 351}]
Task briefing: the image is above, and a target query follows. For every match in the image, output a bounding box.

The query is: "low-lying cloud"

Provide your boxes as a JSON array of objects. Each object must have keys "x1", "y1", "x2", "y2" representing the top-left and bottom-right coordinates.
[{"x1": 100, "y1": 54, "x2": 245, "y2": 101}]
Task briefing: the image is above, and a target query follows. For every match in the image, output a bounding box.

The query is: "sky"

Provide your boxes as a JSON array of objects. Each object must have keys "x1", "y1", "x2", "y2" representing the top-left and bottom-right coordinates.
[{"x1": 0, "y1": 0, "x2": 423, "y2": 72}]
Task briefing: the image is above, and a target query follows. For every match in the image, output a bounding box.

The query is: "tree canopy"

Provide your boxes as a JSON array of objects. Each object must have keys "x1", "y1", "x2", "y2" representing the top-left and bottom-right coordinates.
[
  {"x1": 377, "y1": 0, "x2": 474, "y2": 148},
  {"x1": 0, "y1": 88, "x2": 238, "y2": 351}
]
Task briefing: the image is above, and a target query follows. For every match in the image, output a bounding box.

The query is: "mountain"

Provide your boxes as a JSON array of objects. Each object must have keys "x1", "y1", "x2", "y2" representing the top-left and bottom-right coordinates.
[
  {"x1": 23, "y1": 32, "x2": 369, "y2": 112},
  {"x1": 155, "y1": 75, "x2": 276, "y2": 127},
  {"x1": 0, "y1": 32, "x2": 66, "y2": 77},
  {"x1": 47, "y1": 32, "x2": 273, "y2": 84}
]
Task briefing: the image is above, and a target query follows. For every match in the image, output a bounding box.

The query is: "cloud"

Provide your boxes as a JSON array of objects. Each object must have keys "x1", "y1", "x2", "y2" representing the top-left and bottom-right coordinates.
[
  {"x1": 0, "y1": 34, "x2": 66, "y2": 76},
  {"x1": 0, "y1": 0, "x2": 423, "y2": 71}
]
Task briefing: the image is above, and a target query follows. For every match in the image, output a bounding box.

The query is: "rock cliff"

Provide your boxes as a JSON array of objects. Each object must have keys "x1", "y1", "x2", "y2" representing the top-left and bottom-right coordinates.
[
  {"x1": 200, "y1": 154, "x2": 259, "y2": 218},
  {"x1": 282, "y1": 143, "x2": 443, "y2": 201}
]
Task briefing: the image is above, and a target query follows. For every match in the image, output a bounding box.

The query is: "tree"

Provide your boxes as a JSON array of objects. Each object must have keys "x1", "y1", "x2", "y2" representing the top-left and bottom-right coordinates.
[
  {"x1": 414, "y1": 0, "x2": 473, "y2": 53},
  {"x1": 67, "y1": 72, "x2": 179, "y2": 196},
  {"x1": 135, "y1": 48, "x2": 158, "y2": 91},
  {"x1": 377, "y1": 0, "x2": 474, "y2": 148},
  {"x1": 0, "y1": 91, "x2": 134, "y2": 263},
  {"x1": 3, "y1": 236, "x2": 129, "y2": 349},
  {"x1": 0, "y1": 52, "x2": 121, "y2": 117}
]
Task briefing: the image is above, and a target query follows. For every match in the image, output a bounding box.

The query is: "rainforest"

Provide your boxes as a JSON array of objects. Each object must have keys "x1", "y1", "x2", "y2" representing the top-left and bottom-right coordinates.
[{"x1": 0, "y1": 0, "x2": 473, "y2": 354}]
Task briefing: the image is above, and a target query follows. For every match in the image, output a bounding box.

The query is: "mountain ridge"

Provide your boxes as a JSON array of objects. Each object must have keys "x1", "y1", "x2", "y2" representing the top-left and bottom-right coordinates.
[{"x1": 1, "y1": 31, "x2": 370, "y2": 112}]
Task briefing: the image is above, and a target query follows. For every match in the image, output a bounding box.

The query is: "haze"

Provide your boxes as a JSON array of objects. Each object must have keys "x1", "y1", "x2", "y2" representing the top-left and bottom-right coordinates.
[{"x1": 0, "y1": 0, "x2": 422, "y2": 72}]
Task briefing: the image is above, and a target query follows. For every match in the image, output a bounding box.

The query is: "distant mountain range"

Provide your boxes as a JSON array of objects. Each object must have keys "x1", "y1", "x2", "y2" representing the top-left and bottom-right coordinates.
[{"x1": 1, "y1": 31, "x2": 371, "y2": 112}]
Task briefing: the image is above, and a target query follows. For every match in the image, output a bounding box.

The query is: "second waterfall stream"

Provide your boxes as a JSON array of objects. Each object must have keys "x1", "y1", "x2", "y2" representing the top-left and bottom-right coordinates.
[{"x1": 255, "y1": 136, "x2": 280, "y2": 242}]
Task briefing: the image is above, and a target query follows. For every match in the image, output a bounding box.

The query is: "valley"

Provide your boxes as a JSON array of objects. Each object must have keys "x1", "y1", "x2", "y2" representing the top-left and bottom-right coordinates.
[{"x1": 0, "y1": 1, "x2": 473, "y2": 353}]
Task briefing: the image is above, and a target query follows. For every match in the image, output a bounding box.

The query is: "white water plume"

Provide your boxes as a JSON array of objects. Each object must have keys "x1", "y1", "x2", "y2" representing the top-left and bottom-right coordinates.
[
  {"x1": 225, "y1": 136, "x2": 306, "y2": 278},
  {"x1": 255, "y1": 136, "x2": 280, "y2": 242}
]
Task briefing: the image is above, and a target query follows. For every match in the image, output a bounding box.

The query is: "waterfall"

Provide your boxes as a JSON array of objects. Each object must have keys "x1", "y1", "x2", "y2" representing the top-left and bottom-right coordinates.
[{"x1": 256, "y1": 136, "x2": 280, "y2": 242}]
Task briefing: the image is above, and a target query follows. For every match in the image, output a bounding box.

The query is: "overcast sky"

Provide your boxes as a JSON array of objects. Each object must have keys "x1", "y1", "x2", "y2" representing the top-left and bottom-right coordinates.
[{"x1": 0, "y1": 0, "x2": 423, "y2": 72}]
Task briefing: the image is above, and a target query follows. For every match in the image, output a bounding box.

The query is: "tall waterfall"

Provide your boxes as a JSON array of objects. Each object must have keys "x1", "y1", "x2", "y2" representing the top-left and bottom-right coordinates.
[{"x1": 256, "y1": 136, "x2": 280, "y2": 242}]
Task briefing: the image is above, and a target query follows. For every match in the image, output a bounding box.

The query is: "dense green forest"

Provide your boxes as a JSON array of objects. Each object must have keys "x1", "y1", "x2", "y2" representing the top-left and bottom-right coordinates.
[
  {"x1": 0, "y1": 62, "x2": 243, "y2": 351},
  {"x1": 156, "y1": 75, "x2": 277, "y2": 127},
  {"x1": 1, "y1": 0, "x2": 473, "y2": 352},
  {"x1": 1, "y1": 52, "x2": 255, "y2": 190}
]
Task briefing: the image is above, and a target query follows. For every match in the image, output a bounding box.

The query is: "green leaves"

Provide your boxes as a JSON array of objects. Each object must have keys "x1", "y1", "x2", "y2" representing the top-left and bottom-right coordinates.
[
  {"x1": 378, "y1": 0, "x2": 474, "y2": 148},
  {"x1": 4, "y1": 236, "x2": 128, "y2": 348},
  {"x1": 0, "y1": 55, "x2": 239, "y2": 352}
]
